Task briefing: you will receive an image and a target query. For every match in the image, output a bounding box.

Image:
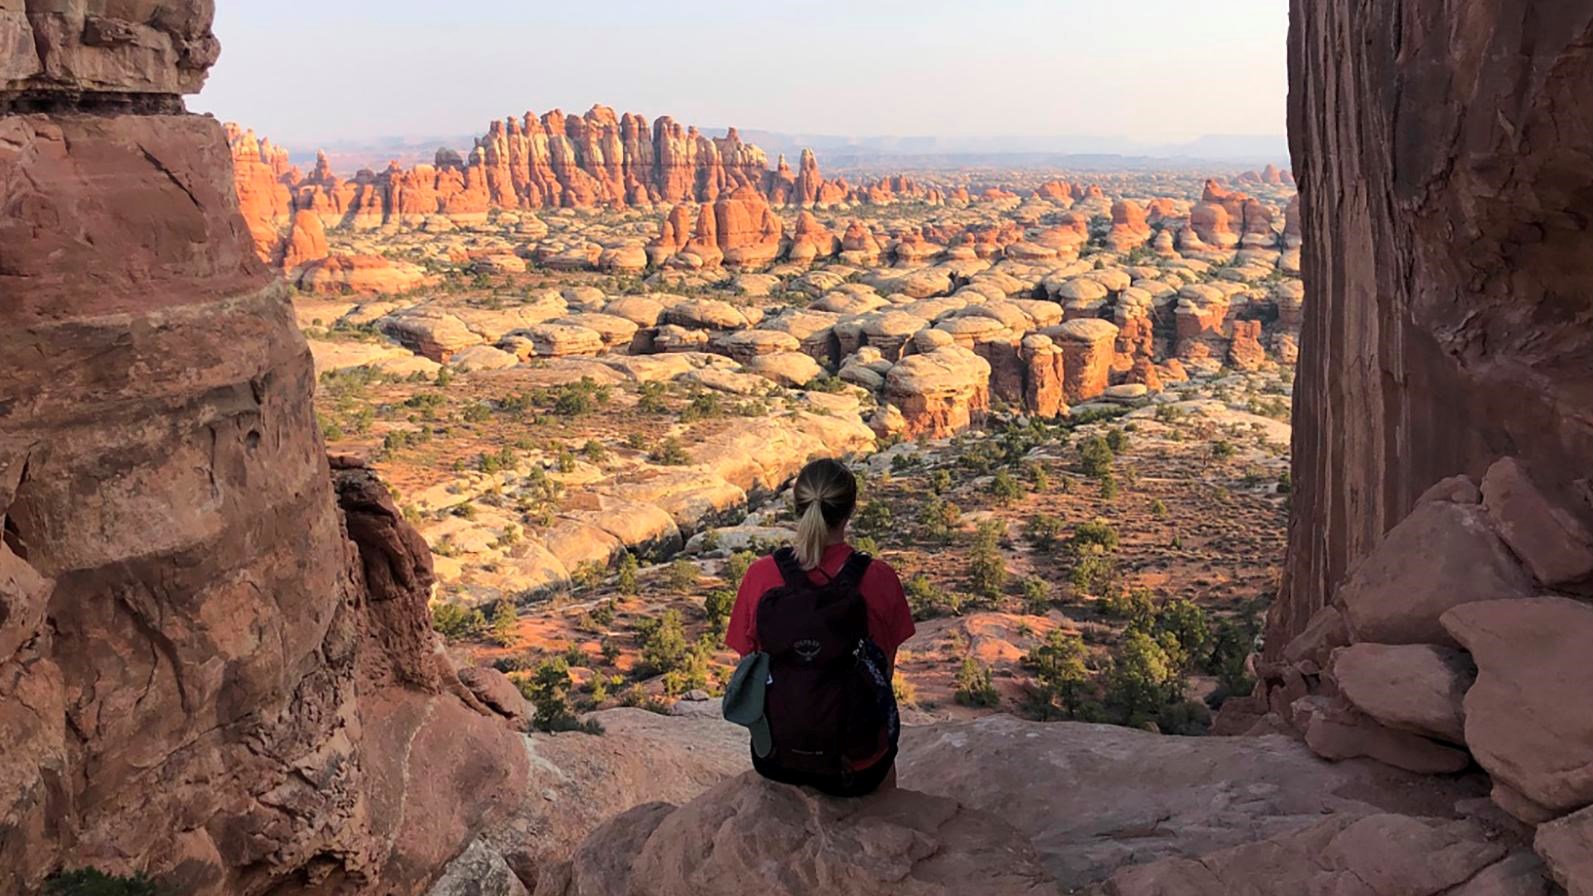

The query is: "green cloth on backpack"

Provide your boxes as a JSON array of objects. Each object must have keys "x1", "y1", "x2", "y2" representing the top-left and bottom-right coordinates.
[{"x1": 722, "y1": 651, "x2": 772, "y2": 758}]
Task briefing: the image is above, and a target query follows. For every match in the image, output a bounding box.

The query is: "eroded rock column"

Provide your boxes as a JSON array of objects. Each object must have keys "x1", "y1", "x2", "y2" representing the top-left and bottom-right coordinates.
[{"x1": 0, "y1": 4, "x2": 526, "y2": 893}]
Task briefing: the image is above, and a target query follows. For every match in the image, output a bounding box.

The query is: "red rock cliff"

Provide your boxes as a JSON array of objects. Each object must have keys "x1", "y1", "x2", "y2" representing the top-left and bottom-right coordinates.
[
  {"x1": 0, "y1": 4, "x2": 527, "y2": 893},
  {"x1": 1272, "y1": 1, "x2": 1593, "y2": 650}
]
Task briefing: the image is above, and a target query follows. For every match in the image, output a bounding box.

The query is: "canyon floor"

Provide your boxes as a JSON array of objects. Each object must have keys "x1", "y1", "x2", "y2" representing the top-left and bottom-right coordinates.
[{"x1": 296, "y1": 166, "x2": 1300, "y2": 733}]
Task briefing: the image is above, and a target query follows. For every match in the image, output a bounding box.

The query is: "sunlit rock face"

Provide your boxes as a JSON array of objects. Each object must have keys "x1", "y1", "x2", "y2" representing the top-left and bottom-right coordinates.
[{"x1": 0, "y1": 5, "x2": 527, "y2": 893}]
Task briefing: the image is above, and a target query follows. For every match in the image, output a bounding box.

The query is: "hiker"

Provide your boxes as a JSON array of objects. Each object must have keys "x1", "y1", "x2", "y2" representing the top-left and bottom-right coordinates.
[{"x1": 723, "y1": 458, "x2": 915, "y2": 797}]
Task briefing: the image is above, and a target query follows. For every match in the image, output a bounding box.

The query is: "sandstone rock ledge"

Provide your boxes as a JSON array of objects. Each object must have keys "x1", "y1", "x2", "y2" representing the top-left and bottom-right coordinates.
[{"x1": 531, "y1": 772, "x2": 1058, "y2": 896}]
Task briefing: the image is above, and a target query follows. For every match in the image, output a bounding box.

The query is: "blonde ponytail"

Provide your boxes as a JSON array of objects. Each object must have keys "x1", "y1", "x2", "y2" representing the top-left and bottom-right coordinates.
[
  {"x1": 789, "y1": 458, "x2": 858, "y2": 569},
  {"x1": 794, "y1": 500, "x2": 831, "y2": 571}
]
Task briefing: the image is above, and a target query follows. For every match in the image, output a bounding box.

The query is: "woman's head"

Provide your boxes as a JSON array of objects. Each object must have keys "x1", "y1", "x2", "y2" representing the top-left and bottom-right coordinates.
[{"x1": 792, "y1": 458, "x2": 858, "y2": 569}]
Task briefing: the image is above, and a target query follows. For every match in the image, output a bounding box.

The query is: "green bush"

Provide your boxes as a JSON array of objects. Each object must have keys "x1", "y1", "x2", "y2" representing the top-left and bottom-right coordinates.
[
  {"x1": 1103, "y1": 630, "x2": 1179, "y2": 729},
  {"x1": 523, "y1": 658, "x2": 597, "y2": 733},
  {"x1": 953, "y1": 656, "x2": 1000, "y2": 708},
  {"x1": 989, "y1": 469, "x2": 1023, "y2": 505},
  {"x1": 431, "y1": 602, "x2": 487, "y2": 639},
  {"x1": 46, "y1": 870, "x2": 162, "y2": 896},
  {"x1": 1078, "y1": 436, "x2": 1115, "y2": 478},
  {"x1": 704, "y1": 587, "x2": 735, "y2": 637},
  {"x1": 489, "y1": 600, "x2": 518, "y2": 645},
  {"x1": 1024, "y1": 514, "x2": 1064, "y2": 550},
  {"x1": 616, "y1": 552, "x2": 639, "y2": 595},
  {"x1": 650, "y1": 436, "x2": 690, "y2": 465},
  {"x1": 967, "y1": 521, "x2": 1009, "y2": 600},
  {"x1": 1024, "y1": 630, "x2": 1091, "y2": 719},
  {"x1": 725, "y1": 550, "x2": 757, "y2": 584},
  {"x1": 666, "y1": 558, "x2": 699, "y2": 592},
  {"x1": 640, "y1": 609, "x2": 691, "y2": 676},
  {"x1": 1021, "y1": 576, "x2": 1052, "y2": 614},
  {"x1": 904, "y1": 574, "x2": 962, "y2": 619}
]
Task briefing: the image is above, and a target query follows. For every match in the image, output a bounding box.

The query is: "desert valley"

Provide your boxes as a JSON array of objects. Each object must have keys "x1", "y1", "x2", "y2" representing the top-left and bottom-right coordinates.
[
  {"x1": 227, "y1": 107, "x2": 1301, "y2": 726},
  {"x1": 4, "y1": 3, "x2": 1593, "y2": 896}
]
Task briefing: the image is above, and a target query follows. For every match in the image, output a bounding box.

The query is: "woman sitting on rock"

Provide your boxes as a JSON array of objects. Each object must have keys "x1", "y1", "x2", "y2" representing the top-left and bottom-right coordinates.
[{"x1": 723, "y1": 458, "x2": 915, "y2": 797}]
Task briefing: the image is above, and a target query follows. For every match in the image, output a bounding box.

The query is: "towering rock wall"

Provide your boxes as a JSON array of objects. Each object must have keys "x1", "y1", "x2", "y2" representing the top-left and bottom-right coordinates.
[
  {"x1": 0, "y1": 4, "x2": 527, "y2": 893},
  {"x1": 1273, "y1": 3, "x2": 1593, "y2": 648}
]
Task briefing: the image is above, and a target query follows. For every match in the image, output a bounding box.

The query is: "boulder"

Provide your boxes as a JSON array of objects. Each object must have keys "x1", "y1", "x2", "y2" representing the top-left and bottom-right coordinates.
[
  {"x1": 1334, "y1": 501, "x2": 1536, "y2": 646},
  {"x1": 450, "y1": 344, "x2": 520, "y2": 371},
  {"x1": 1443, "y1": 597, "x2": 1593, "y2": 814},
  {"x1": 1535, "y1": 804, "x2": 1593, "y2": 896},
  {"x1": 1481, "y1": 457, "x2": 1593, "y2": 591},
  {"x1": 1330, "y1": 643, "x2": 1473, "y2": 744},
  {"x1": 1294, "y1": 695, "x2": 1472, "y2": 775}
]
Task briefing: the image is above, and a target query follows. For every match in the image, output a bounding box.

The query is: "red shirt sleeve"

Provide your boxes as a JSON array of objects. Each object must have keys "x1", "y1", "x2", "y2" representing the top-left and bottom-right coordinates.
[
  {"x1": 862, "y1": 559, "x2": 916, "y2": 663},
  {"x1": 726, "y1": 556, "x2": 778, "y2": 656}
]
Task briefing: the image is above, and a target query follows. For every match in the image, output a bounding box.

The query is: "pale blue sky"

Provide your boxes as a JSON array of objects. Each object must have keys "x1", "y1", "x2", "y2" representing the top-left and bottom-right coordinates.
[{"x1": 195, "y1": 0, "x2": 1287, "y2": 145}]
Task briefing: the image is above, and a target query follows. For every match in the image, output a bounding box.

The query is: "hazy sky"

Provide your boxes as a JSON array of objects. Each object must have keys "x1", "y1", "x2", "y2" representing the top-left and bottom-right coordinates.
[{"x1": 195, "y1": 0, "x2": 1287, "y2": 146}]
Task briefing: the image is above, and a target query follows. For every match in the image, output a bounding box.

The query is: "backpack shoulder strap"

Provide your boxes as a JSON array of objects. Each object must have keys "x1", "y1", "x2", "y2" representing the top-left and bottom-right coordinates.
[
  {"x1": 829, "y1": 550, "x2": 873, "y2": 597},
  {"x1": 770, "y1": 547, "x2": 809, "y2": 590}
]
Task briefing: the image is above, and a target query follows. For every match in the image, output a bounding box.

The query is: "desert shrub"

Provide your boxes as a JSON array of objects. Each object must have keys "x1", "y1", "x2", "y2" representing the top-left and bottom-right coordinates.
[
  {"x1": 1207, "y1": 618, "x2": 1259, "y2": 695},
  {"x1": 666, "y1": 558, "x2": 699, "y2": 592},
  {"x1": 1210, "y1": 439, "x2": 1237, "y2": 461},
  {"x1": 570, "y1": 561, "x2": 606, "y2": 592},
  {"x1": 431, "y1": 602, "x2": 487, "y2": 639},
  {"x1": 953, "y1": 656, "x2": 1000, "y2": 707},
  {"x1": 616, "y1": 552, "x2": 639, "y2": 595},
  {"x1": 919, "y1": 496, "x2": 961, "y2": 542},
  {"x1": 1021, "y1": 576, "x2": 1052, "y2": 613},
  {"x1": 489, "y1": 600, "x2": 518, "y2": 645},
  {"x1": 1102, "y1": 630, "x2": 1179, "y2": 729},
  {"x1": 704, "y1": 587, "x2": 735, "y2": 637},
  {"x1": 905, "y1": 574, "x2": 957, "y2": 619},
  {"x1": 588, "y1": 599, "x2": 617, "y2": 630},
  {"x1": 1099, "y1": 587, "x2": 1156, "y2": 631},
  {"x1": 804, "y1": 374, "x2": 849, "y2": 393},
  {"x1": 1150, "y1": 498, "x2": 1168, "y2": 517},
  {"x1": 649, "y1": 436, "x2": 690, "y2": 465},
  {"x1": 45, "y1": 870, "x2": 162, "y2": 896},
  {"x1": 1100, "y1": 474, "x2": 1119, "y2": 500},
  {"x1": 893, "y1": 671, "x2": 918, "y2": 707},
  {"x1": 1071, "y1": 519, "x2": 1120, "y2": 553},
  {"x1": 1024, "y1": 462, "x2": 1051, "y2": 491},
  {"x1": 1078, "y1": 436, "x2": 1115, "y2": 478},
  {"x1": 661, "y1": 634, "x2": 717, "y2": 697},
  {"x1": 1155, "y1": 599, "x2": 1211, "y2": 673},
  {"x1": 637, "y1": 381, "x2": 670, "y2": 413},
  {"x1": 967, "y1": 521, "x2": 1009, "y2": 599},
  {"x1": 526, "y1": 660, "x2": 603, "y2": 734},
  {"x1": 678, "y1": 390, "x2": 722, "y2": 422},
  {"x1": 852, "y1": 500, "x2": 894, "y2": 539},
  {"x1": 930, "y1": 469, "x2": 953, "y2": 494},
  {"x1": 1024, "y1": 630, "x2": 1092, "y2": 719},
  {"x1": 581, "y1": 439, "x2": 608, "y2": 463},
  {"x1": 1157, "y1": 699, "x2": 1213, "y2": 736},
  {"x1": 639, "y1": 609, "x2": 691, "y2": 676},
  {"x1": 1105, "y1": 428, "x2": 1130, "y2": 453},
  {"x1": 989, "y1": 469, "x2": 1023, "y2": 505},
  {"x1": 725, "y1": 550, "x2": 757, "y2": 584},
  {"x1": 1024, "y1": 513, "x2": 1064, "y2": 550}
]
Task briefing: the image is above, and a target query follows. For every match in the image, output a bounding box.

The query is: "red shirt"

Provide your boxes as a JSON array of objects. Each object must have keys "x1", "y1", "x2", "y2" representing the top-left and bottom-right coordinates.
[{"x1": 726, "y1": 542, "x2": 916, "y2": 666}]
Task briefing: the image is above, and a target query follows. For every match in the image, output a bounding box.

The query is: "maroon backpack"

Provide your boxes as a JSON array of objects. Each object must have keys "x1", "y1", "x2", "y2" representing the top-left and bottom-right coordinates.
[{"x1": 754, "y1": 547, "x2": 897, "y2": 777}]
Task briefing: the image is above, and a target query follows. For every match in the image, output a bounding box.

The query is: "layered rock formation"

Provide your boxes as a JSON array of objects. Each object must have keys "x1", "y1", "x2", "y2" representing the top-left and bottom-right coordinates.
[
  {"x1": 1234, "y1": 2, "x2": 1593, "y2": 889},
  {"x1": 0, "y1": 8, "x2": 526, "y2": 893},
  {"x1": 1273, "y1": 0, "x2": 1593, "y2": 645}
]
